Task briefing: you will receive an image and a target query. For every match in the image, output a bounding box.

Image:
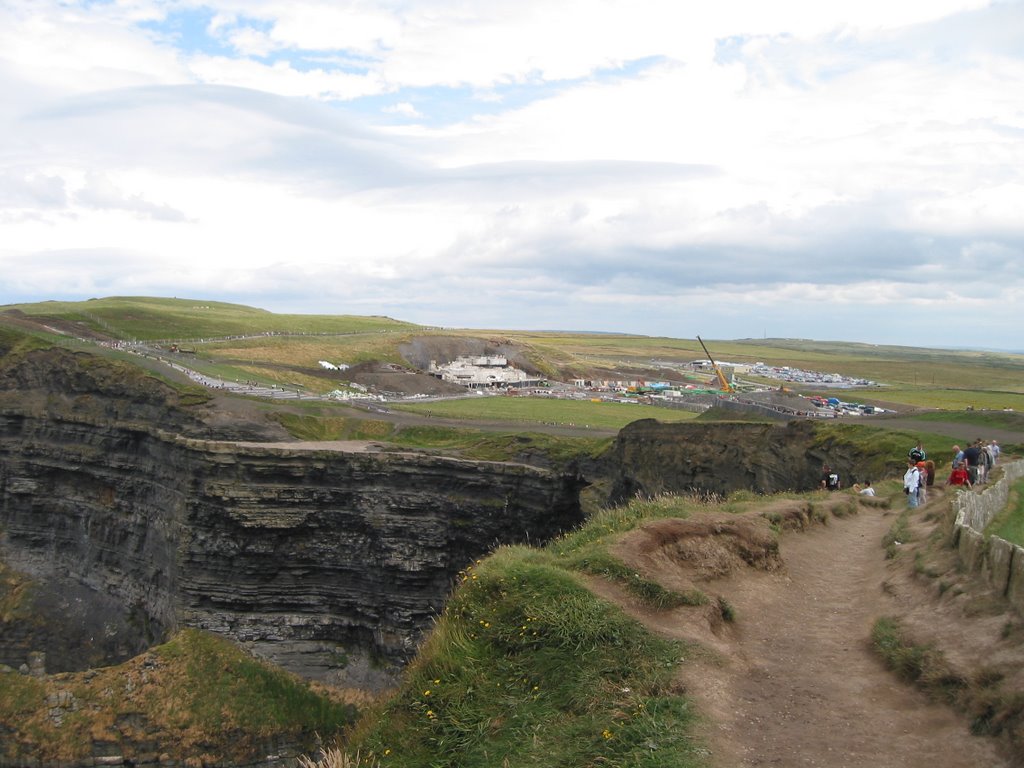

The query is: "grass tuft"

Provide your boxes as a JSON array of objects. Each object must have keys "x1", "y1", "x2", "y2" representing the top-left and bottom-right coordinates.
[
  {"x1": 343, "y1": 525, "x2": 708, "y2": 766},
  {"x1": 882, "y1": 511, "x2": 911, "y2": 559}
]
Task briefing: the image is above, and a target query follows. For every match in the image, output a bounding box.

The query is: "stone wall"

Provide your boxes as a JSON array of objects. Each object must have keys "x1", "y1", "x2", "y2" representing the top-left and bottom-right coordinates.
[{"x1": 952, "y1": 459, "x2": 1024, "y2": 612}]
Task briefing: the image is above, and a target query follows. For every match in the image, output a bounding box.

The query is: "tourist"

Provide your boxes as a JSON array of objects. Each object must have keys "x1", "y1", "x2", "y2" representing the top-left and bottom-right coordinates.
[
  {"x1": 962, "y1": 441, "x2": 982, "y2": 485},
  {"x1": 981, "y1": 441, "x2": 995, "y2": 483},
  {"x1": 820, "y1": 463, "x2": 841, "y2": 491},
  {"x1": 909, "y1": 440, "x2": 926, "y2": 463},
  {"x1": 946, "y1": 461, "x2": 972, "y2": 489},
  {"x1": 856, "y1": 481, "x2": 876, "y2": 497},
  {"x1": 951, "y1": 444, "x2": 965, "y2": 468},
  {"x1": 903, "y1": 459, "x2": 922, "y2": 508},
  {"x1": 915, "y1": 461, "x2": 929, "y2": 503}
]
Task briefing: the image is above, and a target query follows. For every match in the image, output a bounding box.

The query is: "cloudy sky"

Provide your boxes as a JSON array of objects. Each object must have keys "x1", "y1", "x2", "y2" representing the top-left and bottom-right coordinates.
[{"x1": 2, "y1": 1, "x2": 1022, "y2": 349}]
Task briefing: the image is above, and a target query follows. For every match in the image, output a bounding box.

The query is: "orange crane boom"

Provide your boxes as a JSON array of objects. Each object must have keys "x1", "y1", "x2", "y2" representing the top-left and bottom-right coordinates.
[{"x1": 697, "y1": 335, "x2": 733, "y2": 393}]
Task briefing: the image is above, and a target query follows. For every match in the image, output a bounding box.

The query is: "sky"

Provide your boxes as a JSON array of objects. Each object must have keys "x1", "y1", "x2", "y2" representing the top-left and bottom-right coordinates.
[{"x1": 1, "y1": 0, "x2": 1022, "y2": 349}]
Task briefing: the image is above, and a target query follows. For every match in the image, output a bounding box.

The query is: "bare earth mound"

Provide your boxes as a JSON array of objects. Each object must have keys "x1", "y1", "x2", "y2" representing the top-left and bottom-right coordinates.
[{"x1": 589, "y1": 492, "x2": 1021, "y2": 767}]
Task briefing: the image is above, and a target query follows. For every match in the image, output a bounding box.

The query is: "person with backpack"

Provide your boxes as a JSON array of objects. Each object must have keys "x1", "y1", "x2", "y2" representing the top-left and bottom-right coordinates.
[
  {"x1": 903, "y1": 459, "x2": 922, "y2": 508},
  {"x1": 909, "y1": 440, "x2": 926, "y2": 464}
]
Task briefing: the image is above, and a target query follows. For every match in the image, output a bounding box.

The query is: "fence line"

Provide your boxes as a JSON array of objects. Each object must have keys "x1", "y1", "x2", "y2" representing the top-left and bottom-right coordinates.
[{"x1": 952, "y1": 459, "x2": 1024, "y2": 612}]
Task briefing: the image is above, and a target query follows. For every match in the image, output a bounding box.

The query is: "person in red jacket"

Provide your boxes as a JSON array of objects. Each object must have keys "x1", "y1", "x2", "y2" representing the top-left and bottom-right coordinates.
[{"x1": 946, "y1": 461, "x2": 972, "y2": 488}]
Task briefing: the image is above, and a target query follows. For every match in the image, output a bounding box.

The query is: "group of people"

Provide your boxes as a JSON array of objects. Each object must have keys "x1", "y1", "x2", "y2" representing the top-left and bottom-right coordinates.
[
  {"x1": 901, "y1": 438, "x2": 1001, "y2": 507},
  {"x1": 819, "y1": 436, "x2": 1002, "y2": 508},
  {"x1": 949, "y1": 439, "x2": 1000, "y2": 486}
]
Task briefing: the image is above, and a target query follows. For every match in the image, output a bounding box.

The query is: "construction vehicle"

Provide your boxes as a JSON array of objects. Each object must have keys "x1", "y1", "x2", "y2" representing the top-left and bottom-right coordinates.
[{"x1": 697, "y1": 335, "x2": 733, "y2": 393}]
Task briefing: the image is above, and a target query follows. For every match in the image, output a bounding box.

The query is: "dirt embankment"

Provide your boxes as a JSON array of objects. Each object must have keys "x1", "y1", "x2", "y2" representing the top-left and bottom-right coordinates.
[{"x1": 590, "y1": 491, "x2": 1023, "y2": 767}]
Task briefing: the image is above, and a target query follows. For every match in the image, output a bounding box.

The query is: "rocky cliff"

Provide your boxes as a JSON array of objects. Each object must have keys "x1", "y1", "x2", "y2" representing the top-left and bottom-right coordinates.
[
  {"x1": 0, "y1": 347, "x2": 585, "y2": 689},
  {"x1": 0, "y1": 345, "x2": 872, "y2": 693},
  {"x1": 602, "y1": 418, "x2": 868, "y2": 504}
]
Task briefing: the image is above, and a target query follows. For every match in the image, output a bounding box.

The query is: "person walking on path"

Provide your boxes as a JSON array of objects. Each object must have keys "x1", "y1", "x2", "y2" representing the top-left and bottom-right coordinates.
[
  {"x1": 904, "y1": 459, "x2": 922, "y2": 508},
  {"x1": 963, "y1": 441, "x2": 982, "y2": 485}
]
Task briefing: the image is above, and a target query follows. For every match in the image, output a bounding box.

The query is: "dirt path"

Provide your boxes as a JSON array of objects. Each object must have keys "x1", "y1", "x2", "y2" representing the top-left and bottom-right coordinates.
[{"x1": 601, "y1": 501, "x2": 1013, "y2": 767}]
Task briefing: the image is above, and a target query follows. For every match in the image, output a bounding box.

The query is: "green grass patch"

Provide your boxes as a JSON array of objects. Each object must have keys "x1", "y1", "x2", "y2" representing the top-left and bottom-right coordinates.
[
  {"x1": 201, "y1": 332, "x2": 414, "y2": 369},
  {"x1": 0, "y1": 629, "x2": 357, "y2": 763},
  {"x1": 394, "y1": 395, "x2": 698, "y2": 431},
  {"x1": 273, "y1": 412, "x2": 612, "y2": 467},
  {"x1": 882, "y1": 510, "x2": 912, "y2": 559},
  {"x1": 986, "y1": 478, "x2": 1024, "y2": 547},
  {"x1": 871, "y1": 617, "x2": 966, "y2": 703},
  {"x1": 3, "y1": 297, "x2": 418, "y2": 341},
  {"x1": 274, "y1": 413, "x2": 395, "y2": 441},
  {"x1": 348, "y1": 547, "x2": 704, "y2": 768},
  {"x1": 809, "y1": 421, "x2": 947, "y2": 484},
  {"x1": 0, "y1": 671, "x2": 46, "y2": 720},
  {"x1": 912, "y1": 409, "x2": 1024, "y2": 433},
  {"x1": 0, "y1": 561, "x2": 34, "y2": 623},
  {"x1": 861, "y1": 388, "x2": 1024, "y2": 412},
  {"x1": 153, "y1": 629, "x2": 356, "y2": 737},
  {"x1": 871, "y1": 617, "x2": 1024, "y2": 743}
]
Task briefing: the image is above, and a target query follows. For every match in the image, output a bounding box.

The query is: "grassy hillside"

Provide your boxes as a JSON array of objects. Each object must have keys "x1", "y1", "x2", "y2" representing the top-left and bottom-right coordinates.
[
  {"x1": 392, "y1": 395, "x2": 699, "y2": 430},
  {"x1": 5, "y1": 297, "x2": 1023, "y2": 412},
  {"x1": 2, "y1": 296, "x2": 419, "y2": 341},
  {"x1": 0, "y1": 628, "x2": 356, "y2": 763},
  {"x1": 342, "y1": 493, "x2": 738, "y2": 768}
]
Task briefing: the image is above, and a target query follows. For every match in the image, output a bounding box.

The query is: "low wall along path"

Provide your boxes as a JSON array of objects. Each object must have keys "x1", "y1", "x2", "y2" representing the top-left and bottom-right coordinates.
[{"x1": 953, "y1": 459, "x2": 1024, "y2": 611}]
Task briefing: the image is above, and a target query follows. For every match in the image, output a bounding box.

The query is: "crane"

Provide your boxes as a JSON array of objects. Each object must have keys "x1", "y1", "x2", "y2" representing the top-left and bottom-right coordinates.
[{"x1": 697, "y1": 335, "x2": 733, "y2": 393}]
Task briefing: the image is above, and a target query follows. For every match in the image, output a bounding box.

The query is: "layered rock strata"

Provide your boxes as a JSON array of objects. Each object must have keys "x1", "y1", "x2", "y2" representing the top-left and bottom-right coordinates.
[{"x1": 0, "y1": 349, "x2": 584, "y2": 688}]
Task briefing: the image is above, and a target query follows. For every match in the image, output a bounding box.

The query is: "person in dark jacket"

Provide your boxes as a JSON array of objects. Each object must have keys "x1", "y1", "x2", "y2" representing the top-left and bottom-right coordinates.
[
  {"x1": 820, "y1": 463, "x2": 841, "y2": 491},
  {"x1": 962, "y1": 441, "x2": 982, "y2": 485}
]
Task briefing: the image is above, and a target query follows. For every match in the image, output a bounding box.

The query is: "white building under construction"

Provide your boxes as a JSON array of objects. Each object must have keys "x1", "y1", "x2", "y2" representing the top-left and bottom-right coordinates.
[{"x1": 428, "y1": 356, "x2": 544, "y2": 388}]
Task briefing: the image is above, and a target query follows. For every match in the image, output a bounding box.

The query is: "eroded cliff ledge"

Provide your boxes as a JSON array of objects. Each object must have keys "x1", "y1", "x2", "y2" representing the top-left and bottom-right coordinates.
[
  {"x1": 0, "y1": 348, "x2": 585, "y2": 689},
  {"x1": 603, "y1": 418, "x2": 864, "y2": 504}
]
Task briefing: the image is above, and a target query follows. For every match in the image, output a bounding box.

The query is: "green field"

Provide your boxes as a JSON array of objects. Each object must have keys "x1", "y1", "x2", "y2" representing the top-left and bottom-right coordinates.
[
  {"x1": 3, "y1": 296, "x2": 418, "y2": 340},
  {"x1": 4, "y1": 295, "x2": 1024, "y2": 427},
  {"x1": 987, "y1": 477, "x2": 1024, "y2": 547},
  {"x1": 393, "y1": 395, "x2": 699, "y2": 430}
]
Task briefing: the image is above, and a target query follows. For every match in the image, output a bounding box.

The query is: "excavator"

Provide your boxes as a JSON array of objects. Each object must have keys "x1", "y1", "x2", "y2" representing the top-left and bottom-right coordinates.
[{"x1": 697, "y1": 335, "x2": 733, "y2": 393}]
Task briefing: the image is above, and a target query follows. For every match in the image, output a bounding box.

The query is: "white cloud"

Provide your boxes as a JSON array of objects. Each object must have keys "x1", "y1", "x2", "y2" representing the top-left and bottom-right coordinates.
[{"x1": 0, "y1": 0, "x2": 1021, "y2": 349}]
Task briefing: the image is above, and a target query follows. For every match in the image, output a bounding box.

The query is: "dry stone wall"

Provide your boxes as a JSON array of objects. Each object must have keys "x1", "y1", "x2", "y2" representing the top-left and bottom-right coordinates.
[{"x1": 953, "y1": 459, "x2": 1024, "y2": 612}]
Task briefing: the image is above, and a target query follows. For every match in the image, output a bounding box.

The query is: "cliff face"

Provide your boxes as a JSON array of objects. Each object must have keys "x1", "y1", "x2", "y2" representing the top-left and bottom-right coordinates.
[
  {"x1": 602, "y1": 418, "x2": 859, "y2": 503},
  {"x1": 0, "y1": 348, "x2": 585, "y2": 689},
  {"x1": 0, "y1": 347, "x2": 864, "y2": 692}
]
